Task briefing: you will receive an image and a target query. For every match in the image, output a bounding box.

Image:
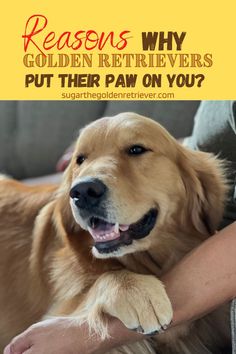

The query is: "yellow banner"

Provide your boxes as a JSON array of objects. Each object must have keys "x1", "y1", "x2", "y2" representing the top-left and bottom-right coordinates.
[{"x1": 1, "y1": 0, "x2": 235, "y2": 100}]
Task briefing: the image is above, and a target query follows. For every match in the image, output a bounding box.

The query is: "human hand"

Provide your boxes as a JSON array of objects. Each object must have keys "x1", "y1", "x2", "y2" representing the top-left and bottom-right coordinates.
[
  {"x1": 3, "y1": 317, "x2": 105, "y2": 354},
  {"x1": 3, "y1": 315, "x2": 143, "y2": 354}
]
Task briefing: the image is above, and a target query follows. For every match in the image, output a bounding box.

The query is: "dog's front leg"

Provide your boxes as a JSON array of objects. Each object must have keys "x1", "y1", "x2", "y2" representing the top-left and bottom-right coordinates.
[{"x1": 77, "y1": 270, "x2": 173, "y2": 339}]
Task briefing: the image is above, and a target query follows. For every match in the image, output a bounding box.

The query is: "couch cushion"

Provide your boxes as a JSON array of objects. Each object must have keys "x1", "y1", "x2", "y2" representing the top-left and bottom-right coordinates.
[
  {"x1": 0, "y1": 100, "x2": 199, "y2": 179},
  {"x1": 0, "y1": 101, "x2": 18, "y2": 175},
  {"x1": 0, "y1": 101, "x2": 106, "y2": 179},
  {"x1": 104, "y1": 101, "x2": 200, "y2": 138}
]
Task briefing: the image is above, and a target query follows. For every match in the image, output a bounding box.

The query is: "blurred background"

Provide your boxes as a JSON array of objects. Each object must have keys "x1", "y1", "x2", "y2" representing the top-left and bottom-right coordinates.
[
  {"x1": 0, "y1": 100, "x2": 235, "y2": 188},
  {"x1": 0, "y1": 100, "x2": 200, "y2": 180}
]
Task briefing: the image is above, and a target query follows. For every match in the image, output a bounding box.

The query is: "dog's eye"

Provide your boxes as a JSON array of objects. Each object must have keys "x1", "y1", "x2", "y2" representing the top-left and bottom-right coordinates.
[
  {"x1": 76, "y1": 155, "x2": 86, "y2": 165},
  {"x1": 127, "y1": 145, "x2": 148, "y2": 155}
]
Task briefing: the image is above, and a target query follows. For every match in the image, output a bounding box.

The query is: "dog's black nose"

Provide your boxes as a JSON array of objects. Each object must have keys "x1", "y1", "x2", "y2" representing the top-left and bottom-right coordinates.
[{"x1": 70, "y1": 178, "x2": 107, "y2": 208}]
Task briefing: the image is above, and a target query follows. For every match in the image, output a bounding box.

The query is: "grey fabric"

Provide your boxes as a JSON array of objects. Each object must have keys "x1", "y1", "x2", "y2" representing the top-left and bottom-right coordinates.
[
  {"x1": 231, "y1": 300, "x2": 236, "y2": 354},
  {"x1": 0, "y1": 100, "x2": 199, "y2": 179},
  {"x1": 0, "y1": 101, "x2": 17, "y2": 175},
  {"x1": 0, "y1": 101, "x2": 107, "y2": 179},
  {"x1": 104, "y1": 100, "x2": 200, "y2": 138},
  {"x1": 185, "y1": 101, "x2": 236, "y2": 162},
  {"x1": 184, "y1": 100, "x2": 236, "y2": 228}
]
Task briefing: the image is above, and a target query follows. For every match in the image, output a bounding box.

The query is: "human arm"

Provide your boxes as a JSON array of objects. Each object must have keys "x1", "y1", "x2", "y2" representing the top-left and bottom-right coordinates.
[{"x1": 162, "y1": 221, "x2": 236, "y2": 325}]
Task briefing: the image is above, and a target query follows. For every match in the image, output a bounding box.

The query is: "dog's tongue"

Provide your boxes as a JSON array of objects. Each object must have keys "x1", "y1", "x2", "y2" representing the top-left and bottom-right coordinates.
[{"x1": 88, "y1": 219, "x2": 129, "y2": 243}]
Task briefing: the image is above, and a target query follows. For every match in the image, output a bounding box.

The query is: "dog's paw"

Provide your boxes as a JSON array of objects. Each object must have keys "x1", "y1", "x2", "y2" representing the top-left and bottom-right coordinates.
[
  {"x1": 84, "y1": 271, "x2": 173, "y2": 336},
  {"x1": 105, "y1": 273, "x2": 173, "y2": 335}
]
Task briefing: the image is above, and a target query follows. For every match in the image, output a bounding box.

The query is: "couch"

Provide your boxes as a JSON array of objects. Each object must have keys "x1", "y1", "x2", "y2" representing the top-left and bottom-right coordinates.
[{"x1": 0, "y1": 101, "x2": 200, "y2": 179}]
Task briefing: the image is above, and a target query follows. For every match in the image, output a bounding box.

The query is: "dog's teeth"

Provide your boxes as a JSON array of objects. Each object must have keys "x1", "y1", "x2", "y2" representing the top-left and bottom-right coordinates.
[
  {"x1": 91, "y1": 217, "x2": 97, "y2": 229},
  {"x1": 114, "y1": 222, "x2": 119, "y2": 233},
  {"x1": 119, "y1": 224, "x2": 129, "y2": 232}
]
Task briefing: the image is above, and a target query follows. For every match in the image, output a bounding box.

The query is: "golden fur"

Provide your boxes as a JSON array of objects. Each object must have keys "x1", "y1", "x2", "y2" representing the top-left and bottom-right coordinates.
[{"x1": 0, "y1": 113, "x2": 230, "y2": 353}]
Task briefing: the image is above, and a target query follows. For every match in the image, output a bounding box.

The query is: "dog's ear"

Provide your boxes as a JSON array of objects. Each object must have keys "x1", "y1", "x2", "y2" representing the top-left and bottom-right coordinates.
[{"x1": 178, "y1": 148, "x2": 227, "y2": 236}]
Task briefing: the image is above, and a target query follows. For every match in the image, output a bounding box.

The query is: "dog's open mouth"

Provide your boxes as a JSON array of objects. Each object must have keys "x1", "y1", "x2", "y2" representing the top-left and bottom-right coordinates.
[{"x1": 87, "y1": 208, "x2": 158, "y2": 254}]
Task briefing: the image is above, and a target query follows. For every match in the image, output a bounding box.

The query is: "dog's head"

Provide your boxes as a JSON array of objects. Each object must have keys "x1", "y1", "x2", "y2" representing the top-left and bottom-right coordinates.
[{"x1": 64, "y1": 113, "x2": 226, "y2": 258}]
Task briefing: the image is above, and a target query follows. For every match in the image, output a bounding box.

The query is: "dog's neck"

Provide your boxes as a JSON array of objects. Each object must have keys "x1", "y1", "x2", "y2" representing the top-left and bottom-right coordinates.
[{"x1": 119, "y1": 228, "x2": 203, "y2": 277}]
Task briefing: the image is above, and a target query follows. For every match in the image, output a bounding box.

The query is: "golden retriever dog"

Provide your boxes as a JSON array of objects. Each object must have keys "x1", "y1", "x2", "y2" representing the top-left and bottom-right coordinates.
[{"x1": 0, "y1": 113, "x2": 230, "y2": 354}]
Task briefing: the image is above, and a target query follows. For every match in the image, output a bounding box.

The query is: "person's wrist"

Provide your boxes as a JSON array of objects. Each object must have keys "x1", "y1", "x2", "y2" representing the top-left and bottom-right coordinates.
[{"x1": 94, "y1": 317, "x2": 143, "y2": 353}]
